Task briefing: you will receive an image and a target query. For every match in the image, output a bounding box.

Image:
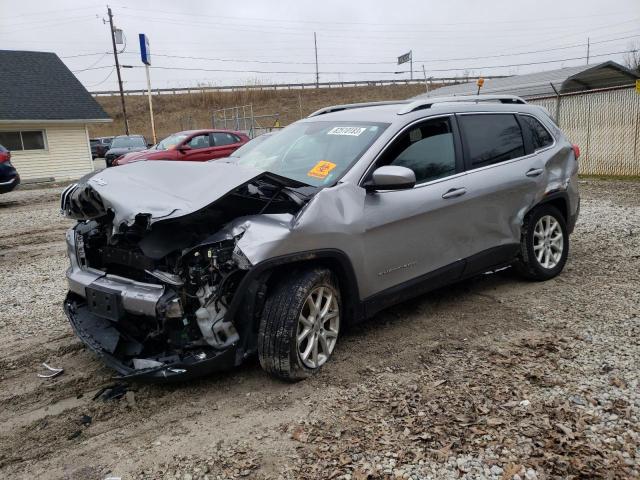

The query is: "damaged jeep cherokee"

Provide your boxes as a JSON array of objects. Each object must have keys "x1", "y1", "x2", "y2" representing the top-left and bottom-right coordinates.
[{"x1": 62, "y1": 95, "x2": 580, "y2": 381}]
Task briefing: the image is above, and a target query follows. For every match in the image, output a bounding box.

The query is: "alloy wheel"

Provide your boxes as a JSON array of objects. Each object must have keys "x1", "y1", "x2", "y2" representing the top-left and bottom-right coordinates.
[
  {"x1": 533, "y1": 215, "x2": 564, "y2": 269},
  {"x1": 296, "y1": 286, "x2": 340, "y2": 369}
]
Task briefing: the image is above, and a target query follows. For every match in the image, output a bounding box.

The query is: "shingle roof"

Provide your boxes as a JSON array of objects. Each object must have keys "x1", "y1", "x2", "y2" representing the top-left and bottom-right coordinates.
[
  {"x1": 415, "y1": 61, "x2": 639, "y2": 99},
  {"x1": 0, "y1": 50, "x2": 111, "y2": 122}
]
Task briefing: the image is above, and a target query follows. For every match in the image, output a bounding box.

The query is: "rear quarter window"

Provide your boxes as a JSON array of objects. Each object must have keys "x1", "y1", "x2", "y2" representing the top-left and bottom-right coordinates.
[
  {"x1": 458, "y1": 114, "x2": 525, "y2": 168},
  {"x1": 519, "y1": 115, "x2": 554, "y2": 151}
]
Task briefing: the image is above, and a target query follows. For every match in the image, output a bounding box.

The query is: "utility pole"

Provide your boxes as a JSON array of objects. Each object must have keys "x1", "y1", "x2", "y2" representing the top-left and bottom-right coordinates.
[
  {"x1": 107, "y1": 6, "x2": 129, "y2": 134},
  {"x1": 314, "y1": 32, "x2": 319, "y2": 88},
  {"x1": 422, "y1": 64, "x2": 428, "y2": 90},
  {"x1": 586, "y1": 37, "x2": 590, "y2": 64}
]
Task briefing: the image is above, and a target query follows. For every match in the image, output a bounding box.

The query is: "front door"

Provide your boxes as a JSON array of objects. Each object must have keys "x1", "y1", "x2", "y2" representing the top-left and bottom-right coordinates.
[
  {"x1": 361, "y1": 115, "x2": 473, "y2": 300},
  {"x1": 177, "y1": 133, "x2": 217, "y2": 161}
]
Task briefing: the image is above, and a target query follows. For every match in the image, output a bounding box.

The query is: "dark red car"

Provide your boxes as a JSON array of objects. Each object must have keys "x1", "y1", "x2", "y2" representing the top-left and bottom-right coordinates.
[{"x1": 113, "y1": 129, "x2": 249, "y2": 166}]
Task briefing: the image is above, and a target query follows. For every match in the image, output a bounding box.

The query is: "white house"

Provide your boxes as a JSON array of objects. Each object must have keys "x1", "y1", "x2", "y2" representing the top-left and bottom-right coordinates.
[{"x1": 0, "y1": 50, "x2": 111, "y2": 182}]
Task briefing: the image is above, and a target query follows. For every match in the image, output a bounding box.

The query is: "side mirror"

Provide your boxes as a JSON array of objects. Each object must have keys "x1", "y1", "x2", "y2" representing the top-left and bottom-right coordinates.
[
  {"x1": 365, "y1": 165, "x2": 416, "y2": 192},
  {"x1": 147, "y1": 143, "x2": 154, "y2": 148},
  {"x1": 178, "y1": 144, "x2": 192, "y2": 151}
]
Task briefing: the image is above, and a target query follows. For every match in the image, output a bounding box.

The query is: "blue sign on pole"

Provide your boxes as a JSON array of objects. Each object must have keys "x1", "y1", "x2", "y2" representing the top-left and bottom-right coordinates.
[{"x1": 139, "y1": 33, "x2": 151, "y2": 65}]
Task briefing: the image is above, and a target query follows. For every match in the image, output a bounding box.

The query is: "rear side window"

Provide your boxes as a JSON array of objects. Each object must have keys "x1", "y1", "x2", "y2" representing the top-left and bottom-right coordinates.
[
  {"x1": 213, "y1": 132, "x2": 240, "y2": 146},
  {"x1": 519, "y1": 115, "x2": 553, "y2": 151},
  {"x1": 458, "y1": 114, "x2": 525, "y2": 168}
]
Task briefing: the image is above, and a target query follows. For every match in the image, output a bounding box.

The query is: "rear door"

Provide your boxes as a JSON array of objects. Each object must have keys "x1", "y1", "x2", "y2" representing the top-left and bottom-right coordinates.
[
  {"x1": 455, "y1": 112, "x2": 546, "y2": 273},
  {"x1": 211, "y1": 132, "x2": 244, "y2": 159}
]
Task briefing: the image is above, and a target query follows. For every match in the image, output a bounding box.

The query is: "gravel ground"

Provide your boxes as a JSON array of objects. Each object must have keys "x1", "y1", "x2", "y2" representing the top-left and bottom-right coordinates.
[{"x1": 0, "y1": 179, "x2": 638, "y2": 480}]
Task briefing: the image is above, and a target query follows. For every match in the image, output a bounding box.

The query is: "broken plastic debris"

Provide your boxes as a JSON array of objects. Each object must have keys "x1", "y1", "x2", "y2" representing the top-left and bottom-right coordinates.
[
  {"x1": 37, "y1": 362, "x2": 64, "y2": 378},
  {"x1": 92, "y1": 383, "x2": 130, "y2": 402},
  {"x1": 133, "y1": 358, "x2": 164, "y2": 370}
]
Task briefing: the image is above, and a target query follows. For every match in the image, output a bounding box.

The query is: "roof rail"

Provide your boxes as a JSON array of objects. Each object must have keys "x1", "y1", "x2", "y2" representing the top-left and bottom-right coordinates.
[
  {"x1": 397, "y1": 94, "x2": 527, "y2": 115},
  {"x1": 307, "y1": 100, "x2": 407, "y2": 118}
]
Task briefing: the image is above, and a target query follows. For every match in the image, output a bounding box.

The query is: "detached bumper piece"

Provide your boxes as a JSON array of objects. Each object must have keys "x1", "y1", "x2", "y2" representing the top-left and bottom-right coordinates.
[{"x1": 64, "y1": 293, "x2": 238, "y2": 382}]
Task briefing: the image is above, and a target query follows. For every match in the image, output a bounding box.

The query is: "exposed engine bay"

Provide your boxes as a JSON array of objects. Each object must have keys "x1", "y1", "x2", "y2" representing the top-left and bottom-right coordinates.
[{"x1": 62, "y1": 164, "x2": 315, "y2": 381}]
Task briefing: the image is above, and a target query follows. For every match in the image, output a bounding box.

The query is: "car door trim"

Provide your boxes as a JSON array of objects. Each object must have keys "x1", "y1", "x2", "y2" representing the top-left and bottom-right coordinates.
[{"x1": 362, "y1": 243, "x2": 519, "y2": 318}]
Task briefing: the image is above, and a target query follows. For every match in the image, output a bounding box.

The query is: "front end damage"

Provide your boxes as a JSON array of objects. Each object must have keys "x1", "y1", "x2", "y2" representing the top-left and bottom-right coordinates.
[{"x1": 61, "y1": 162, "x2": 314, "y2": 381}]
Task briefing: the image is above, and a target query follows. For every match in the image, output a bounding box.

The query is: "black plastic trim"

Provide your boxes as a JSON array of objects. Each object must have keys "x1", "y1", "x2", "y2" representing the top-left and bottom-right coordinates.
[{"x1": 363, "y1": 243, "x2": 520, "y2": 318}]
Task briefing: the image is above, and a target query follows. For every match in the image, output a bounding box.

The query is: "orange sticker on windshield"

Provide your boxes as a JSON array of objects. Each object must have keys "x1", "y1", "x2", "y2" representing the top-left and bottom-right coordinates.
[{"x1": 307, "y1": 160, "x2": 337, "y2": 179}]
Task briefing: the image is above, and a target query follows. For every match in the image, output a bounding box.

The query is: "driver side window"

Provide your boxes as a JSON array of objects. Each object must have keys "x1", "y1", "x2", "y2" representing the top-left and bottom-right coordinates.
[{"x1": 380, "y1": 117, "x2": 457, "y2": 184}]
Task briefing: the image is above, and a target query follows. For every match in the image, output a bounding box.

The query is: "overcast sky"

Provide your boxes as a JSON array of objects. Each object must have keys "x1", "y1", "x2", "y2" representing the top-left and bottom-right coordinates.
[{"x1": 1, "y1": 0, "x2": 639, "y2": 91}]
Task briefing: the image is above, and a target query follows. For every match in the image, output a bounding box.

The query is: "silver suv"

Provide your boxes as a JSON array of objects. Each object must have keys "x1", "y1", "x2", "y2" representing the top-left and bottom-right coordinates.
[{"x1": 61, "y1": 95, "x2": 579, "y2": 381}]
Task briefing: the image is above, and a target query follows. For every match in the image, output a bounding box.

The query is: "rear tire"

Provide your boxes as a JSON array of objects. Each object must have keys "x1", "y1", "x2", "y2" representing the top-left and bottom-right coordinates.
[
  {"x1": 514, "y1": 204, "x2": 568, "y2": 281},
  {"x1": 258, "y1": 268, "x2": 341, "y2": 381}
]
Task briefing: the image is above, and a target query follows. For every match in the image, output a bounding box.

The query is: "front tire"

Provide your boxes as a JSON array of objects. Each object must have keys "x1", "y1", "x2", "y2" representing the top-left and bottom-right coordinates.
[
  {"x1": 514, "y1": 204, "x2": 569, "y2": 281},
  {"x1": 258, "y1": 268, "x2": 341, "y2": 381}
]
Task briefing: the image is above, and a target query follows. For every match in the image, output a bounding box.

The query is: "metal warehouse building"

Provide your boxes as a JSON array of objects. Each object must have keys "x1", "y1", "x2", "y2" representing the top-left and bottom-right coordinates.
[
  {"x1": 0, "y1": 50, "x2": 111, "y2": 182},
  {"x1": 416, "y1": 61, "x2": 639, "y2": 98},
  {"x1": 418, "y1": 62, "x2": 640, "y2": 176}
]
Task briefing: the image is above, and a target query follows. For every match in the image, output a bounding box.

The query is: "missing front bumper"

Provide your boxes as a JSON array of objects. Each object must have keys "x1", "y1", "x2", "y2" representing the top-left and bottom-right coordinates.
[{"x1": 64, "y1": 293, "x2": 239, "y2": 382}]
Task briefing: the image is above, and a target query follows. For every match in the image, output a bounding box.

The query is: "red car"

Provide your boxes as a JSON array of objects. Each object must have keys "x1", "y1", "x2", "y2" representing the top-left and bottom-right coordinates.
[{"x1": 113, "y1": 129, "x2": 249, "y2": 166}]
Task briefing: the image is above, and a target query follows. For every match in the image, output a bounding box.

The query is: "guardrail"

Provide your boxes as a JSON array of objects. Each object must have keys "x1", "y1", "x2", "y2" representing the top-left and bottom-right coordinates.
[{"x1": 90, "y1": 76, "x2": 507, "y2": 96}]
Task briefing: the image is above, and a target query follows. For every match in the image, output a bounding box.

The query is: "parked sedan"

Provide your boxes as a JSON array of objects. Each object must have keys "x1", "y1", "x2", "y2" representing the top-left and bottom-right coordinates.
[
  {"x1": 105, "y1": 135, "x2": 149, "y2": 167},
  {"x1": 0, "y1": 144, "x2": 20, "y2": 194},
  {"x1": 113, "y1": 129, "x2": 249, "y2": 166}
]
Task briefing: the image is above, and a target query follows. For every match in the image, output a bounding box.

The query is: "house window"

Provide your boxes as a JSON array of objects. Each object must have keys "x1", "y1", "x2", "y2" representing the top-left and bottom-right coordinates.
[{"x1": 0, "y1": 130, "x2": 46, "y2": 151}]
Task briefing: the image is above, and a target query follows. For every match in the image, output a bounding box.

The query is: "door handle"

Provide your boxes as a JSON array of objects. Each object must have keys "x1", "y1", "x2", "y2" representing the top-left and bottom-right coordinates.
[
  {"x1": 442, "y1": 187, "x2": 467, "y2": 199},
  {"x1": 526, "y1": 168, "x2": 544, "y2": 177}
]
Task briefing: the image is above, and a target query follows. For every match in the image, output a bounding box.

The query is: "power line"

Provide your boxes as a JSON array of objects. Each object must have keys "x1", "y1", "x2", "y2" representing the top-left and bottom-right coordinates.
[
  {"x1": 72, "y1": 65, "x2": 114, "y2": 73},
  {"x1": 66, "y1": 33, "x2": 639, "y2": 69},
  {"x1": 0, "y1": 4, "x2": 104, "y2": 21},
  {"x1": 74, "y1": 52, "x2": 109, "y2": 72},
  {"x1": 0, "y1": 15, "x2": 98, "y2": 35},
  {"x1": 125, "y1": 33, "x2": 640, "y2": 66},
  {"x1": 115, "y1": 12, "x2": 640, "y2": 43},
  {"x1": 85, "y1": 67, "x2": 116, "y2": 87},
  {"x1": 129, "y1": 48, "x2": 636, "y2": 76},
  {"x1": 115, "y1": 5, "x2": 636, "y2": 29}
]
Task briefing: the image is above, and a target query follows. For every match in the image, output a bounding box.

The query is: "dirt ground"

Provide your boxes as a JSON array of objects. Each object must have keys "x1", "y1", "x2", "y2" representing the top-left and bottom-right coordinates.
[{"x1": 0, "y1": 179, "x2": 638, "y2": 480}]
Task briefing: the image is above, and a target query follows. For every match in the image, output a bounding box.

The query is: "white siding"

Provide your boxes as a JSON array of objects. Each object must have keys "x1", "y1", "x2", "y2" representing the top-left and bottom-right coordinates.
[{"x1": 6, "y1": 123, "x2": 93, "y2": 181}]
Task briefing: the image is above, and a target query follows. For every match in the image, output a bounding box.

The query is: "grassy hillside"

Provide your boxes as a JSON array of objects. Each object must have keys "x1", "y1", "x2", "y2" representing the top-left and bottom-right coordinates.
[{"x1": 90, "y1": 83, "x2": 431, "y2": 140}]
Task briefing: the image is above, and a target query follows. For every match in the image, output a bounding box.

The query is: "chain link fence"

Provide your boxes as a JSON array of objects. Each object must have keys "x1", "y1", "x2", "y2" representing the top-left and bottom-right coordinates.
[
  {"x1": 211, "y1": 105, "x2": 282, "y2": 138},
  {"x1": 528, "y1": 86, "x2": 640, "y2": 176}
]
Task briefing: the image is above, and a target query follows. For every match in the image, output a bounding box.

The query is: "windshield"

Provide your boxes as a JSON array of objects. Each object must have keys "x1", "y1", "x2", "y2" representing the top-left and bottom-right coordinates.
[
  {"x1": 112, "y1": 136, "x2": 146, "y2": 148},
  {"x1": 155, "y1": 133, "x2": 189, "y2": 151},
  {"x1": 237, "y1": 121, "x2": 387, "y2": 186},
  {"x1": 230, "y1": 133, "x2": 273, "y2": 158}
]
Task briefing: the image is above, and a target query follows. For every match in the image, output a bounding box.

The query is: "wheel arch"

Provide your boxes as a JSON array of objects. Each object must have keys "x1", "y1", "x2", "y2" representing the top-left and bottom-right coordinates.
[
  {"x1": 531, "y1": 190, "x2": 569, "y2": 222},
  {"x1": 226, "y1": 249, "x2": 363, "y2": 357}
]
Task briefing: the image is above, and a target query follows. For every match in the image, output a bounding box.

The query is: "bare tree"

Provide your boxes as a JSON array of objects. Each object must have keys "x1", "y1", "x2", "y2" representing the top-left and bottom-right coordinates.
[{"x1": 623, "y1": 41, "x2": 640, "y2": 73}]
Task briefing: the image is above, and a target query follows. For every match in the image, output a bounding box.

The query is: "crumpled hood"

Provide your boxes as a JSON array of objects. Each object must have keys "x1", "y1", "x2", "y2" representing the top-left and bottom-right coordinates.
[{"x1": 62, "y1": 161, "x2": 265, "y2": 227}]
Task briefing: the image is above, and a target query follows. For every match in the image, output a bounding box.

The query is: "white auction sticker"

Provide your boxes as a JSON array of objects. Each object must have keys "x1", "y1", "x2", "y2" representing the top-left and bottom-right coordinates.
[{"x1": 327, "y1": 126, "x2": 367, "y2": 136}]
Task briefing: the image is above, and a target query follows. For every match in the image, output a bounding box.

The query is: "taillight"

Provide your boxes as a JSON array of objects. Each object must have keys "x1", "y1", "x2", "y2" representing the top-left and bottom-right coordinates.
[{"x1": 572, "y1": 144, "x2": 580, "y2": 159}]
